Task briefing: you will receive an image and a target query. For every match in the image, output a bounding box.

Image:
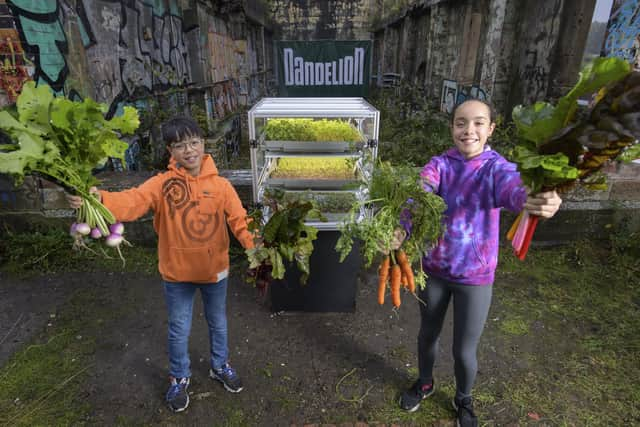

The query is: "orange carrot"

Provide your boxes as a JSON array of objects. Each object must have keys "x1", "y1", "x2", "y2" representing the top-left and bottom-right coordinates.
[
  {"x1": 396, "y1": 250, "x2": 415, "y2": 293},
  {"x1": 401, "y1": 273, "x2": 408, "y2": 288},
  {"x1": 378, "y1": 256, "x2": 390, "y2": 305},
  {"x1": 390, "y1": 264, "x2": 402, "y2": 307}
]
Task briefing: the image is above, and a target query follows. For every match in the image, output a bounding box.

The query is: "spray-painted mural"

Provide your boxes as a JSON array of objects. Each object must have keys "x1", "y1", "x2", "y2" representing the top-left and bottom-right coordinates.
[
  {"x1": 4, "y1": 0, "x2": 193, "y2": 116},
  {"x1": 604, "y1": 0, "x2": 640, "y2": 70},
  {"x1": 0, "y1": 2, "x2": 33, "y2": 104},
  {"x1": 440, "y1": 78, "x2": 488, "y2": 114}
]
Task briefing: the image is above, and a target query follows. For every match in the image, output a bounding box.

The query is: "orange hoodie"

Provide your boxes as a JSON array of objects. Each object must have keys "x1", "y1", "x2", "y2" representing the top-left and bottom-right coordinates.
[{"x1": 100, "y1": 155, "x2": 254, "y2": 283}]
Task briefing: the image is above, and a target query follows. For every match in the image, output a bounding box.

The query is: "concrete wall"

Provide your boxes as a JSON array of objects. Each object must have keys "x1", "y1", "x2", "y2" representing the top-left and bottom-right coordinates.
[
  {"x1": 268, "y1": 0, "x2": 371, "y2": 40},
  {"x1": 371, "y1": 0, "x2": 598, "y2": 117},
  {"x1": 0, "y1": 0, "x2": 273, "y2": 112},
  {"x1": 0, "y1": 0, "x2": 274, "y2": 170}
]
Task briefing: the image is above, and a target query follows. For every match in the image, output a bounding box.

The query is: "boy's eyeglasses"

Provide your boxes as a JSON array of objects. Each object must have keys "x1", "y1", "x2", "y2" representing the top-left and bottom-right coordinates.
[{"x1": 170, "y1": 139, "x2": 203, "y2": 152}]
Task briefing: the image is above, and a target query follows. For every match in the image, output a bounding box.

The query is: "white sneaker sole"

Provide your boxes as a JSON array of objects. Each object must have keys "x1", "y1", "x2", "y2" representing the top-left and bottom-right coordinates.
[{"x1": 168, "y1": 395, "x2": 190, "y2": 413}]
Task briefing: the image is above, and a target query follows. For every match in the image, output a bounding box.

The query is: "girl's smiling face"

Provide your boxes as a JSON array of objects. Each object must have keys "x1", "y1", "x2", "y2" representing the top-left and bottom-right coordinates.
[{"x1": 451, "y1": 100, "x2": 496, "y2": 159}]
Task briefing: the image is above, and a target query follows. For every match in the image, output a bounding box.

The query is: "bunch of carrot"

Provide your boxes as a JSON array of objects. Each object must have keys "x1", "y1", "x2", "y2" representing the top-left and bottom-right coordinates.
[{"x1": 377, "y1": 249, "x2": 415, "y2": 308}]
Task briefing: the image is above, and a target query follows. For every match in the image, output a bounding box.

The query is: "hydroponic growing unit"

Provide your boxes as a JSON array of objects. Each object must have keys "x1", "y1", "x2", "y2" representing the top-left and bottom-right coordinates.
[
  {"x1": 247, "y1": 97, "x2": 380, "y2": 312},
  {"x1": 248, "y1": 97, "x2": 379, "y2": 229}
]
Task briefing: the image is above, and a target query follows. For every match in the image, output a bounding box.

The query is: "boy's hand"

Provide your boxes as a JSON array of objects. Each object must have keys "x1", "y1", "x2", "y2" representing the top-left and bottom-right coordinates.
[
  {"x1": 524, "y1": 190, "x2": 562, "y2": 218},
  {"x1": 65, "y1": 186, "x2": 100, "y2": 209}
]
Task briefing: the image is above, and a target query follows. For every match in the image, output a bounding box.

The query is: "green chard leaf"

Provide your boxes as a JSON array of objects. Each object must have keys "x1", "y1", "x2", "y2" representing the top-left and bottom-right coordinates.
[
  {"x1": 513, "y1": 57, "x2": 631, "y2": 147},
  {"x1": 511, "y1": 57, "x2": 631, "y2": 193},
  {"x1": 245, "y1": 190, "x2": 326, "y2": 286}
]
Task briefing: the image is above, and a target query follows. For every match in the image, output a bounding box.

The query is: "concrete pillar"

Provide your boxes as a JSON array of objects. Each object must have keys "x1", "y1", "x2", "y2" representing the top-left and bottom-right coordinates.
[
  {"x1": 506, "y1": 0, "x2": 564, "y2": 111},
  {"x1": 549, "y1": 0, "x2": 597, "y2": 98},
  {"x1": 479, "y1": 0, "x2": 508, "y2": 101}
]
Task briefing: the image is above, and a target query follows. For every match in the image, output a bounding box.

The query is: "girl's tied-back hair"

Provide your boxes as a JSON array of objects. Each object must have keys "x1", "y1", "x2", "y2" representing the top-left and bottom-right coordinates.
[
  {"x1": 161, "y1": 117, "x2": 203, "y2": 145},
  {"x1": 450, "y1": 98, "x2": 497, "y2": 124}
]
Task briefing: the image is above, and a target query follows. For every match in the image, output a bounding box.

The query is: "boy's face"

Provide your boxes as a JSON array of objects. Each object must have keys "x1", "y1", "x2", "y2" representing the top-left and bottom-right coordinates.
[
  {"x1": 167, "y1": 136, "x2": 205, "y2": 176},
  {"x1": 451, "y1": 100, "x2": 495, "y2": 159}
]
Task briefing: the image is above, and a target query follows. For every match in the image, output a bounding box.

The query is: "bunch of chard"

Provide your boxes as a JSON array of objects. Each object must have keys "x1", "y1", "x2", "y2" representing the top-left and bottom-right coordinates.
[
  {"x1": 509, "y1": 57, "x2": 639, "y2": 259},
  {"x1": 245, "y1": 188, "x2": 326, "y2": 297}
]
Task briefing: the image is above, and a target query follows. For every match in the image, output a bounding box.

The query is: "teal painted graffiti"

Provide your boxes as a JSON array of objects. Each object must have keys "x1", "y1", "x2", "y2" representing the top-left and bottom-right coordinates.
[
  {"x1": 142, "y1": 0, "x2": 166, "y2": 16},
  {"x1": 18, "y1": 14, "x2": 67, "y2": 86},
  {"x1": 140, "y1": 0, "x2": 182, "y2": 17},
  {"x1": 169, "y1": 0, "x2": 181, "y2": 16},
  {"x1": 8, "y1": 0, "x2": 57, "y2": 14},
  {"x1": 78, "y1": 18, "x2": 91, "y2": 47}
]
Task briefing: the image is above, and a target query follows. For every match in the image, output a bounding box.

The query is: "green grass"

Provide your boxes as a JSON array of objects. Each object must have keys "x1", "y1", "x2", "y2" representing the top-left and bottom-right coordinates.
[
  {"x1": 1, "y1": 231, "x2": 638, "y2": 425},
  {"x1": 0, "y1": 229, "x2": 157, "y2": 425},
  {"x1": 480, "y1": 241, "x2": 640, "y2": 425},
  {"x1": 363, "y1": 240, "x2": 639, "y2": 425},
  {"x1": 0, "y1": 227, "x2": 157, "y2": 278},
  {"x1": 0, "y1": 286, "x2": 132, "y2": 426}
]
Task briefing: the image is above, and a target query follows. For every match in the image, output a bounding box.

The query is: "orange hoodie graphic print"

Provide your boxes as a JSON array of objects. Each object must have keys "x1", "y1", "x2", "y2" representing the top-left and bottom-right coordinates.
[{"x1": 162, "y1": 177, "x2": 222, "y2": 243}]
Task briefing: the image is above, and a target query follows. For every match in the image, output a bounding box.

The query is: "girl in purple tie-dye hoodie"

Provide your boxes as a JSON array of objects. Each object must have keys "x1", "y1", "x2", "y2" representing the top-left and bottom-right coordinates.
[{"x1": 398, "y1": 100, "x2": 562, "y2": 426}]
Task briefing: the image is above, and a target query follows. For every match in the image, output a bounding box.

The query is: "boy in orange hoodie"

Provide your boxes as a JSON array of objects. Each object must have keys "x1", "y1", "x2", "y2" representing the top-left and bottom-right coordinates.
[{"x1": 68, "y1": 117, "x2": 255, "y2": 412}]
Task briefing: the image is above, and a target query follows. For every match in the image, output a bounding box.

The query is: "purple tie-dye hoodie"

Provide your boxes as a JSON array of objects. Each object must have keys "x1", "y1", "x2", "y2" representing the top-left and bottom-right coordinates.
[{"x1": 420, "y1": 147, "x2": 527, "y2": 285}]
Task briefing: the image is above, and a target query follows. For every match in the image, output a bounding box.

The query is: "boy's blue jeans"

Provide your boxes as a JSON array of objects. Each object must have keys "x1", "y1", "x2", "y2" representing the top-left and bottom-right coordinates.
[{"x1": 163, "y1": 279, "x2": 228, "y2": 379}]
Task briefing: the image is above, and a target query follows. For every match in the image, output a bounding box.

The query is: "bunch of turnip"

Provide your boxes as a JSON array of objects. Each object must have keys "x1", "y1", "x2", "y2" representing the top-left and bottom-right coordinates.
[{"x1": 69, "y1": 192, "x2": 130, "y2": 264}]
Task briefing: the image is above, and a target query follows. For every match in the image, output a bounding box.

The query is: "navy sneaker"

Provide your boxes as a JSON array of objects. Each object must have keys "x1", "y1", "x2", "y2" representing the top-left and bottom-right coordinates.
[
  {"x1": 165, "y1": 377, "x2": 190, "y2": 412},
  {"x1": 210, "y1": 363, "x2": 243, "y2": 393},
  {"x1": 452, "y1": 396, "x2": 478, "y2": 427},
  {"x1": 399, "y1": 379, "x2": 435, "y2": 412}
]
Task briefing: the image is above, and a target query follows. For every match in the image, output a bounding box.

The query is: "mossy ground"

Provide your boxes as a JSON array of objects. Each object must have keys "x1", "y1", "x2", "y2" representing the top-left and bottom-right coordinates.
[{"x1": 0, "y1": 230, "x2": 638, "y2": 426}]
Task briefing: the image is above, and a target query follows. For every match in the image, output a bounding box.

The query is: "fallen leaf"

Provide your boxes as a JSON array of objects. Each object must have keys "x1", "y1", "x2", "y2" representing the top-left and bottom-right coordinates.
[{"x1": 528, "y1": 411, "x2": 541, "y2": 421}]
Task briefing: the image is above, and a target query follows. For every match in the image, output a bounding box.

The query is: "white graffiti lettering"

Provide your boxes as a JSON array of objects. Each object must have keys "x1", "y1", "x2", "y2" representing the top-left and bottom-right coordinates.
[{"x1": 283, "y1": 47, "x2": 365, "y2": 87}]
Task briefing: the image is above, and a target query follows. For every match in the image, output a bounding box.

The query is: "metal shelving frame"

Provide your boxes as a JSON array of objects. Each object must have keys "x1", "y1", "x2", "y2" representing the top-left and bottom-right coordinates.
[{"x1": 248, "y1": 97, "x2": 380, "y2": 231}]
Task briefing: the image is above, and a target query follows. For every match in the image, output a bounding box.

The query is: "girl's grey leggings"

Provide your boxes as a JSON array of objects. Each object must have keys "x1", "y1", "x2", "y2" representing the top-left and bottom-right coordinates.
[{"x1": 417, "y1": 275, "x2": 493, "y2": 400}]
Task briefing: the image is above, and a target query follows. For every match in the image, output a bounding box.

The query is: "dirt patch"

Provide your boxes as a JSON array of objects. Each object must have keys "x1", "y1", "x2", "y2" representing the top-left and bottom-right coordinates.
[
  {"x1": 2, "y1": 245, "x2": 638, "y2": 425},
  {"x1": 1, "y1": 266, "x2": 460, "y2": 425}
]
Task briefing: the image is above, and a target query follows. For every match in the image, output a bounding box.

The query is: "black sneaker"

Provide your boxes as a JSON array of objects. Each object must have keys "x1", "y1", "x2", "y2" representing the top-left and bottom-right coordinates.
[
  {"x1": 399, "y1": 379, "x2": 435, "y2": 412},
  {"x1": 165, "y1": 377, "x2": 190, "y2": 412},
  {"x1": 452, "y1": 396, "x2": 478, "y2": 427},
  {"x1": 210, "y1": 363, "x2": 243, "y2": 393}
]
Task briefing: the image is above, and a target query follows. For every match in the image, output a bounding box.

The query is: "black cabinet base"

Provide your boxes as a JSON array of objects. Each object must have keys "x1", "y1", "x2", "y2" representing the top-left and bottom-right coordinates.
[{"x1": 270, "y1": 231, "x2": 360, "y2": 313}]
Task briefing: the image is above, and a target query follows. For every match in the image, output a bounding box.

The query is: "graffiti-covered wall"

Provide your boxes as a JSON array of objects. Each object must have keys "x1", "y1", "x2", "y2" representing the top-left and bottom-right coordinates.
[
  {"x1": 1, "y1": 0, "x2": 194, "y2": 115},
  {"x1": 603, "y1": 0, "x2": 640, "y2": 70},
  {"x1": 0, "y1": 0, "x2": 273, "y2": 114},
  {"x1": 0, "y1": 1, "x2": 33, "y2": 104},
  {"x1": 0, "y1": 0, "x2": 274, "y2": 173},
  {"x1": 269, "y1": 0, "x2": 370, "y2": 41},
  {"x1": 371, "y1": 0, "x2": 598, "y2": 117}
]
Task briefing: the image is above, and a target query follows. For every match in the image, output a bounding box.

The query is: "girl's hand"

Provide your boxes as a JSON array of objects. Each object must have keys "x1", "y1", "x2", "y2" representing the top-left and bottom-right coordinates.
[
  {"x1": 390, "y1": 228, "x2": 407, "y2": 250},
  {"x1": 524, "y1": 190, "x2": 562, "y2": 218},
  {"x1": 377, "y1": 227, "x2": 407, "y2": 254},
  {"x1": 65, "y1": 186, "x2": 100, "y2": 209}
]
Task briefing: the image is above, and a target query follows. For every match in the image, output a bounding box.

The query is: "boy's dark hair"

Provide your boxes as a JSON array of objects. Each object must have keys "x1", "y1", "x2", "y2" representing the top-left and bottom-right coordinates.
[
  {"x1": 161, "y1": 117, "x2": 203, "y2": 145},
  {"x1": 450, "y1": 99, "x2": 497, "y2": 124}
]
